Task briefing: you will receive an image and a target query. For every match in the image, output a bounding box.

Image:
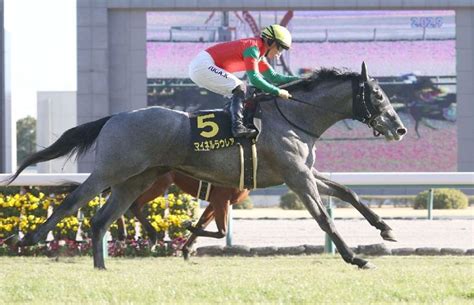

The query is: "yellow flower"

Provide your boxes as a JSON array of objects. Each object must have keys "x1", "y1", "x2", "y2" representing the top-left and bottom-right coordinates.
[
  {"x1": 28, "y1": 194, "x2": 40, "y2": 203},
  {"x1": 151, "y1": 222, "x2": 161, "y2": 232}
]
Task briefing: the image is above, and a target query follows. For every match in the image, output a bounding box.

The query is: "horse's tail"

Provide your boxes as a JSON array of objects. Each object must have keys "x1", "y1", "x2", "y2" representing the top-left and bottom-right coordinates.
[{"x1": 6, "y1": 116, "x2": 114, "y2": 185}]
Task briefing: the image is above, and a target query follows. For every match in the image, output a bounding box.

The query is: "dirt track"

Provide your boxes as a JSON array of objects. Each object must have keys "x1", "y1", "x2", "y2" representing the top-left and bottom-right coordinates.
[{"x1": 195, "y1": 218, "x2": 474, "y2": 250}]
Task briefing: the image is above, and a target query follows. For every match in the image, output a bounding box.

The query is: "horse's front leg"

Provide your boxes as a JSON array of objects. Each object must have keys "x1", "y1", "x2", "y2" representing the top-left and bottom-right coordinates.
[
  {"x1": 312, "y1": 169, "x2": 396, "y2": 242},
  {"x1": 182, "y1": 204, "x2": 217, "y2": 260},
  {"x1": 185, "y1": 201, "x2": 229, "y2": 239},
  {"x1": 285, "y1": 166, "x2": 375, "y2": 269}
]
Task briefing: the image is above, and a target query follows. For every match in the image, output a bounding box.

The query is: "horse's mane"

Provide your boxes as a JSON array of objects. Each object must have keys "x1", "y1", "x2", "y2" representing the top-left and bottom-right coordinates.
[
  {"x1": 284, "y1": 67, "x2": 360, "y2": 91},
  {"x1": 311, "y1": 67, "x2": 359, "y2": 82}
]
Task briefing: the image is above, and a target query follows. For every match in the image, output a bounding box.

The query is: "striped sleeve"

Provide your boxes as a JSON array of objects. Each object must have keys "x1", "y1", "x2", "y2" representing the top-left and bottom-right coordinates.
[
  {"x1": 243, "y1": 46, "x2": 280, "y2": 95},
  {"x1": 259, "y1": 59, "x2": 301, "y2": 85}
]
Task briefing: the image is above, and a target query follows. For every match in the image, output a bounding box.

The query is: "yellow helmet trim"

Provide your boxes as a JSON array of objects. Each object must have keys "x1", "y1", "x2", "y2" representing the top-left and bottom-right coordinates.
[{"x1": 261, "y1": 24, "x2": 292, "y2": 49}]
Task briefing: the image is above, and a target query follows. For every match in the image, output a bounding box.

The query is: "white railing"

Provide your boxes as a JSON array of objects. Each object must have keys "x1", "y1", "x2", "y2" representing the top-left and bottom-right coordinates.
[
  {"x1": 2, "y1": 172, "x2": 473, "y2": 253},
  {"x1": 1, "y1": 172, "x2": 473, "y2": 187},
  {"x1": 325, "y1": 172, "x2": 474, "y2": 188},
  {"x1": 0, "y1": 173, "x2": 89, "y2": 186}
]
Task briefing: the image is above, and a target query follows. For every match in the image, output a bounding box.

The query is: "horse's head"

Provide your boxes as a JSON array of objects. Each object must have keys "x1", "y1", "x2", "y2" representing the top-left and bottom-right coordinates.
[{"x1": 354, "y1": 62, "x2": 407, "y2": 141}]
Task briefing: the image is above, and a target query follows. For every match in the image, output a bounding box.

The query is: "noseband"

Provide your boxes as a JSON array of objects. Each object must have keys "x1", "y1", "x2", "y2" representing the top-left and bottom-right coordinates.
[{"x1": 351, "y1": 78, "x2": 387, "y2": 137}]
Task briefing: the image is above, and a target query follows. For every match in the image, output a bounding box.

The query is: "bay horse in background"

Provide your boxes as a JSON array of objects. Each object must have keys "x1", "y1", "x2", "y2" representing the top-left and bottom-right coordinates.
[
  {"x1": 9, "y1": 62, "x2": 407, "y2": 269},
  {"x1": 116, "y1": 171, "x2": 249, "y2": 259}
]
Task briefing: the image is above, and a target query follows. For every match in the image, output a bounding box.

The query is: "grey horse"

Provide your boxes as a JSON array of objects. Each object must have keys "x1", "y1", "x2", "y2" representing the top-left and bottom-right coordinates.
[{"x1": 9, "y1": 62, "x2": 407, "y2": 269}]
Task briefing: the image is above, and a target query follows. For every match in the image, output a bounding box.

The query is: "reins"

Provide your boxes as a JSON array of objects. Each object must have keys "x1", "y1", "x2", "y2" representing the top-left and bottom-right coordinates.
[
  {"x1": 273, "y1": 97, "x2": 322, "y2": 138},
  {"x1": 253, "y1": 75, "x2": 386, "y2": 139}
]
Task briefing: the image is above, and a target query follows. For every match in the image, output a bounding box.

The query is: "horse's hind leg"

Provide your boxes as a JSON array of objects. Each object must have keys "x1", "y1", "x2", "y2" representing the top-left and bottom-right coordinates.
[
  {"x1": 312, "y1": 169, "x2": 396, "y2": 242},
  {"x1": 91, "y1": 168, "x2": 164, "y2": 269},
  {"x1": 129, "y1": 204, "x2": 157, "y2": 243},
  {"x1": 128, "y1": 174, "x2": 174, "y2": 244},
  {"x1": 18, "y1": 174, "x2": 109, "y2": 246}
]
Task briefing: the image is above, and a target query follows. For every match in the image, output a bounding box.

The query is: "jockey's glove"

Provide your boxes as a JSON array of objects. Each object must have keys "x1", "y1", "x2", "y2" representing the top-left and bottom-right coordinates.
[{"x1": 279, "y1": 89, "x2": 292, "y2": 100}]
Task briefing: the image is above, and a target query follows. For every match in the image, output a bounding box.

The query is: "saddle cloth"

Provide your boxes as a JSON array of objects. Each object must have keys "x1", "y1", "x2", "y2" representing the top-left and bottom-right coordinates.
[{"x1": 189, "y1": 107, "x2": 261, "y2": 190}]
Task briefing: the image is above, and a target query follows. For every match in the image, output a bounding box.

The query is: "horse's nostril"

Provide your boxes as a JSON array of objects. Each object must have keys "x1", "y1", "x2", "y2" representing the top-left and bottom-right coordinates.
[{"x1": 397, "y1": 128, "x2": 407, "y2": 136}]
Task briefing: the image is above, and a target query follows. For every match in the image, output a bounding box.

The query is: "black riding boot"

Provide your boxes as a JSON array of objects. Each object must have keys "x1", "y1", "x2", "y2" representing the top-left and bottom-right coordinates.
[{"x1": 230, "y1": 88, "x2": 258, "y2": 138}]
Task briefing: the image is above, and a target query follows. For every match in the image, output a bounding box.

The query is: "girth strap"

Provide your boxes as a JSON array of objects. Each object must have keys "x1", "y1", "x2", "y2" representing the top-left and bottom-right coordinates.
[{"x1": 237, "y1": 138, "x2": 258, "y2": 190}]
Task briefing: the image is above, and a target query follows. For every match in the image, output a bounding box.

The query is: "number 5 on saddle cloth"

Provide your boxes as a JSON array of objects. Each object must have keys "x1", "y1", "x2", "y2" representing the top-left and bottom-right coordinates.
[{"x1": 189, "y1": 99, "x2": 262, "y2": 190}]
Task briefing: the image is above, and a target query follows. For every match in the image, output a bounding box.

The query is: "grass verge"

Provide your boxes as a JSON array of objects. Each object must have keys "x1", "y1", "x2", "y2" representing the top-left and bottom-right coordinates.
[{"x1": 0, "y1": 256, "x2": 473, "y2": 304}]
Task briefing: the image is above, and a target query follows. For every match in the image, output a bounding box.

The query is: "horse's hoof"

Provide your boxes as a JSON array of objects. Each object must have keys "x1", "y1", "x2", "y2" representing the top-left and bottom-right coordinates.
[
  {"x1": 359, "y1": 262, "x2": 377, "y2": 270},
  {"x1": 381, "y1": 230, "x2": 397, "y2": 242}
]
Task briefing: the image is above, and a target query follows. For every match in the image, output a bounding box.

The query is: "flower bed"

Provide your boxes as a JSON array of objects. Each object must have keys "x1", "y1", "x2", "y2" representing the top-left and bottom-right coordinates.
[{"x1": 0, "y1": 190, "x2": 198, "y2": 257}]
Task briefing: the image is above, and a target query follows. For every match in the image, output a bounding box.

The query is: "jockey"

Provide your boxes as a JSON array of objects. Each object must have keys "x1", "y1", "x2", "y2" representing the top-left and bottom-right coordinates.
[{"x1": 189, "y1": 24, "x2": 300, "y2": 138}]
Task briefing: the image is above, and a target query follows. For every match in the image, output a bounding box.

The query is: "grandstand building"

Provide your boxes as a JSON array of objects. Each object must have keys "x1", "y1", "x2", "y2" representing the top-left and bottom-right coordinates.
[
  {"x1": 0, "y1": 0, "x2": 474, "y2": 176},
  {"x1": 74, "y1": 0, "x2": 473, "y2": 174},
  {"x1": 0, "y1": 0, "x2": 15, "y2": 173}
]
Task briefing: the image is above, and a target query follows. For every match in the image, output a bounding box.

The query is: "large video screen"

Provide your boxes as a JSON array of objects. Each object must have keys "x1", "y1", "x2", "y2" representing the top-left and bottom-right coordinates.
[{"x1": 147, "y1": 10, "x2": 456, "y2": 172}]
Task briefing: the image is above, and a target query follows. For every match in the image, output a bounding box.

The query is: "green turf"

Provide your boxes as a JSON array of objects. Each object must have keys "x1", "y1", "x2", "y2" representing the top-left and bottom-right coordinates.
[{"x1": 0, "y1": 256, "x2": 472, "y2": 304}]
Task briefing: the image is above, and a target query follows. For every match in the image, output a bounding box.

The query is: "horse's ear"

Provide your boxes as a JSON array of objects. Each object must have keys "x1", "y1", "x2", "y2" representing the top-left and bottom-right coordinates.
[{"x1": 361, "y1": 62, "x2": 368, "y2": 81}]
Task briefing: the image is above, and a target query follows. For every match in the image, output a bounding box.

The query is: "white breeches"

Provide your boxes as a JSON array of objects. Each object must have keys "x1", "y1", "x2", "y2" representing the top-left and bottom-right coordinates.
[{"x1": 188, "y1": 51, "x2": 243, "y2": 97}]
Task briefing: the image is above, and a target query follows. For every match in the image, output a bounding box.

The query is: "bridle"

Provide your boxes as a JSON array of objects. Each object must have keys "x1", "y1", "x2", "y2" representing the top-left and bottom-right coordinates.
[
  {"x1": 351, "y1": 77, "x2": 389, "y2": 137},
  {"x1": 268, "y1": 77, "x2": 388, "y2": 138}
]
